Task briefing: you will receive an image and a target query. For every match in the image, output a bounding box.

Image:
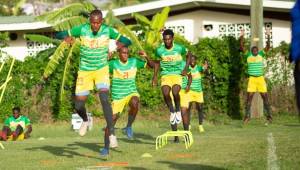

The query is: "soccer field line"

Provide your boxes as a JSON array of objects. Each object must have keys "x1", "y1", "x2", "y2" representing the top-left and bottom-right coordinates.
[{"x1": 267, "y1": 133, "x2": 279, "y2": 170}]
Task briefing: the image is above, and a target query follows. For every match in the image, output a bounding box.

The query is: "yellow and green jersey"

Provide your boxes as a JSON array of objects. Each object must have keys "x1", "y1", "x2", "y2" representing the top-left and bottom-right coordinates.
[
  {"x1": 4, "y1": 115, "x2": 31, "y2": 131},
  {"x1": 155, "y1": 43, "x2": 187, "y2": 76},
  {"x1": 246, "y1": 50, "x2": 266, "y2": 77},
  {"x1": 182, "y1": 63, "x2": 204, "y2": 92},
  {"x1": 68, "y1": 23, "x2": 122, "y2": 71},
  {"x1": 109, "y1": 57, "x2": 147, "y2": 100}
]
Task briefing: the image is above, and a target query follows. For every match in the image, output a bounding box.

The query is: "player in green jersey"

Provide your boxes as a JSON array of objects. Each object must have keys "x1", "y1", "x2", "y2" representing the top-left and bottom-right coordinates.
[
  {"x1": 154, "y1": 29, "x2": 190, "y2": 142},
  {"x1": 240, "y1": 29, "x2": 272, "y2": 124},
  {"x1": 180, "y1": 55, "x2": 208, "y2": 133},
  {"x1": 100, "y1": 47, "x2": 156, "y2": 154},
  {"x1": 60, "y1": 9, "x2": 132, "y2": 156},
  {"x1": 0, "y1": 107, "x2": 32, "y2": 141}
]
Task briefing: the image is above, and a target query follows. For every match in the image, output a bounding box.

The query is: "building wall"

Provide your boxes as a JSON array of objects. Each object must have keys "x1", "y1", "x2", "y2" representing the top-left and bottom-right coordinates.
[{"x1": 166, "y1": 10, "x2": 291, "y2": 47}]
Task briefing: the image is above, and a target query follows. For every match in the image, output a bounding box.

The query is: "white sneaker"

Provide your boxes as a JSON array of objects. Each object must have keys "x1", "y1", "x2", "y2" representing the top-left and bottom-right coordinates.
[
  {"x1": 109, "y1": 134, "x2": 118, "y2": 148},
  {"x1": 169, "y1": 112, "x2": 176, "y2": 125},
  {"x1": 175, "y1": 111, "x2": 182, "y2": 124},
  {"x1": 79, "y1": 121, "x2": 88, "y2": 136}
]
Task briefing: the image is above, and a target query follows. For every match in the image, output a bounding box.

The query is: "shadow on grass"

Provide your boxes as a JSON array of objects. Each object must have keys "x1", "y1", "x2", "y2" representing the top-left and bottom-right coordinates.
[
  {"x1": 283, "y1": 123, "x2": 300, "y2": 127},
  {"x1": 124, "y1": 167, "x2": 148, "y2": 170},
  {"x1": 25, "y1": 145, "x2": 99, "y2": 159},
  {"x1": 116, "y1": 132, "x2": 155, "y2": 145},
  {"x1": 157, "y1": 161, "x2": 225, "y2": 170}
]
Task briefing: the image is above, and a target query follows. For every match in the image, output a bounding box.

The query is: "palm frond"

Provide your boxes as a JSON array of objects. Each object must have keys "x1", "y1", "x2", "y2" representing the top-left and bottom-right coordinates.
[
  {"x1": 24, "y1": 34, "x2": 61, "y2": 46},
  {"x1": 132, "y1": 12, "x2": 151, "y2": 26},
  {"x1": 105, "y1": 10, "x2": 144, "y2": 51},
  {"x1": 36, "y1": 2, "x2": 95, "y2": 24},
  {"x1": 60, "y1": 40, "x2": 80, "y2": 101},
  {"x1": 53, "y1": 16, "x2": 88, "y2": 31},
  {"x1": 43, "y1": 42, "x2": 69, "y2": 78}
]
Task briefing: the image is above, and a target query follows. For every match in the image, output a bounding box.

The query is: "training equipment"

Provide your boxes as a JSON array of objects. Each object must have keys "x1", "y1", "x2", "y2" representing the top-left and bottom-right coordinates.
[
  {"x1": 199, "y1": 125, "x2": 205, "y2": 133},
  {"x1": 0, "y1": 142, "x2": 4, "y2": 149},
  {"x1": 141, "y1": 153, "x2": 152, "y2": 158},
  {"x1": 156, "y1": 130, "x2": 193, "y2": 150}
]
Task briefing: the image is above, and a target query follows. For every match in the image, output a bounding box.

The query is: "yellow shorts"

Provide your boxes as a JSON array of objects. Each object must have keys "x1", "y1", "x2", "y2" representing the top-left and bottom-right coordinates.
[
  {"x1": 161, "y1": 75, "x2": 182, "y2": 87},
  {"x1": 75, "y1": 66, "x2": 110, "y2": 96},
  {"x1": 247, "y1": 76, "x2": 267, "y2": 93},
  {"x1": 7, "y1": 133, "x2": 24, "y2": 141},
  {"x1": 112, "y1": 93, "x2": 139, "y2": 115},
  {"x1": 180, "y1": 90, "x2": 204, "y2": 108}
]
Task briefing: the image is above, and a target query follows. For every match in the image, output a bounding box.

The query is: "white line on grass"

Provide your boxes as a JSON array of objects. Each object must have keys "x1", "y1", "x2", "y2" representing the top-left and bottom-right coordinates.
[{"x1": 267, "y1": 133, "x2": 279, "y2": 170}]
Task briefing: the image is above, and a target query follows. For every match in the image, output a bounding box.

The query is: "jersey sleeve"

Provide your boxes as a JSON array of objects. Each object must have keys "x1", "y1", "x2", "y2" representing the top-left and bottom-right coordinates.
[
  {"x1": 24, "y1": 117, "x2": 31, "y2": 126},
  {"x1": 181, "y1": 45, "x2": 188, "y2": 56},
  {"x1": 135, "y1": 58, "x2": 147, "y2": 69},
  {"x1": 259, "y1": 50, "x2": 266, "y2": 58},
  {"x1": 198, "y1": 65, "x2": 204, "y2": 72},
  {"x1": 109, "y1": 60, "x2": 114, "y2": 74},
  {"x1": 109, "y1": 27, "x2": 121, "y2": 40},
  {"x1": 4, "y1": 117, "x2": 10, "y2": 126},
  {"x1": 68, "y1": 24, "x2": 85, "y2": 38}
]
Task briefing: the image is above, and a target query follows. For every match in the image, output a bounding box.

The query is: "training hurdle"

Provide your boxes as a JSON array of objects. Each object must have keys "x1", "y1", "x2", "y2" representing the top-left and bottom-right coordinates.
[{"x1": 156, "y1": 130, "x2": 193, "y2": 150}]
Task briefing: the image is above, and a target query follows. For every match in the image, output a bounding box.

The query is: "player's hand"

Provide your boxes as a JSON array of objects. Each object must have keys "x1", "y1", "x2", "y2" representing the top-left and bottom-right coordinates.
[
  {"x1": 116, "y1": 41, "x2": 125, "y2": 50},
  {"x1": 185, "y1": 86, "x2": 190, "y2": 92},
  {"x1": 108, "y1": 51, "x2": 113, "y2": 60},
  {"x1": 139, "y1": 51, "x2": 147, "y2": 58},
  {"x1": 203, "y1": 60, "x2": 208, "y2": 70},
  {"x1": 152, "y1": 77, "x2": 158, "y2": 87},
  {"x1": 64, "y1": 36, "x2": 74, "y2": 45},
  {"x1": 240, "y1": 29, "x2": 245, "y2": 37}
]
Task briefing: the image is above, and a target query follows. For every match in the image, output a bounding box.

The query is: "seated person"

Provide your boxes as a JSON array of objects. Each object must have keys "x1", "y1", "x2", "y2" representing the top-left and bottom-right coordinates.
[{"x1": 0, "y1": 107, "x2": 32, "y2": 141}]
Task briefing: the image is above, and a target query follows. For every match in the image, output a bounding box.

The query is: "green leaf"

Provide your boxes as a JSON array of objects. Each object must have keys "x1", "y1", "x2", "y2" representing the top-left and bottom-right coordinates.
[
  {"x1": 53, "y1": 16, "x2": 88, "y2": 31},
  {"x1": 60, "y1": 40, "x2": 80, "y2": 101},
  {"x1": 132, "y1": 13, "x2": 151, "y2": 26},
  {"x1": 43, "y1": 41, "x2": 69, "y2": 78},
  {"x1": 24, "y1": 34, "x2": 61, "y2": 46}
]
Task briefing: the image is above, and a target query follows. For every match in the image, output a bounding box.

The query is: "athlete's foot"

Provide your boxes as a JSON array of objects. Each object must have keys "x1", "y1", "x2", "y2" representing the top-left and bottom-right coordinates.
[
  {"x1": 175, "y1": 111, "x2": 182, "y2": 124},
  {"x1": 265, "y1": 115, "x2": 273, "y2": 125},
  {"x1": 123, "y1": 127, "x2": 133, "y2": 139},
  {"x1": 174, "y1": 136, "x2": 179, "y2": 143},
  {"x1": 79, "y1": 121, "x2": 88, "y2": 136},
  {"x1": 100, "y1": 148, "x2": 109, "y2": 156},
  {"x1": 199, "y1": 125, "x2": 205, "y2": 133},
  {"x1": 109, "y1": 134, "x2": 118, "y2": 148},
  {"x1": 243, "y1": 116, "x2": 250, "y2": 124},
  {"x1": 170, "y1": 112, "x2": 176, "y2": 125}
]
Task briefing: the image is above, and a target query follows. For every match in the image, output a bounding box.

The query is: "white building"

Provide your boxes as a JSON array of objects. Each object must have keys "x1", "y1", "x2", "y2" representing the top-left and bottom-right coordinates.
[{"x1": 0, "y1": 0, "x2": 294, "y2": 60}]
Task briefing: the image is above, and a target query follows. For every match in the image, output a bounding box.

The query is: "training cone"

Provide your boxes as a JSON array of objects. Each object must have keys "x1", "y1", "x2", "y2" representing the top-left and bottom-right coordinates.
[{"x1": 141, "y1": 153, "x2": 152, "y2": 158}]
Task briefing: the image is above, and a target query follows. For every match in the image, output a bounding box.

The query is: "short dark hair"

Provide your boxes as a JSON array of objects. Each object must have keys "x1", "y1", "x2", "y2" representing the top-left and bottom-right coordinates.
[
  {"x1": 90, "y1": 9, "x2": 102, "y2": 18},
  {"x1": 251, "y1": 46, "x2": 258, "y2": 51},
  {"x1": 163, "y1": 29, "x2": 174, "y2": 37},
  {"x1": 12, "y1": 107, "x2": 20, "y2": 113}
]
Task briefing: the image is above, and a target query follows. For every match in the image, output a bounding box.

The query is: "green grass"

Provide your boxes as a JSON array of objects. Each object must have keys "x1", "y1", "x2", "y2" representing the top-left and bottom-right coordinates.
[{"x1": 0, "y1": 115, "x2": 300, "y2": 170}]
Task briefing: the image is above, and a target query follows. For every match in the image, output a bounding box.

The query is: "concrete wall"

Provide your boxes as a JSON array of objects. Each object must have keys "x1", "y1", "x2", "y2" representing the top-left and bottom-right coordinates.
[{"x1": 166, "y1": 10, "x2": 291, "y2": 47}]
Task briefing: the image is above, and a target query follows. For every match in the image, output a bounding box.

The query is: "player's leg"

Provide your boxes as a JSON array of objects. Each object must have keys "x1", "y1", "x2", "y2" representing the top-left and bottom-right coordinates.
[
  {"x1": 260, "y1": 93, "x2": 272, "y2": 123},
  {"x1": 244, "y1": 92, "x2": 254, "y2": 123},
  {"x1": 75, "y1": 95, "x2": 88, "y2": 136},
  {"x1": 0, "y1": 126, "x2": 11, "y2": 141},
  {"x1": 196, "y1": 102, "x2": 205, "y2": 133},
  {"x1": 187, "y1": 102, "x2": 193, "y2": 130},
  {"x1": 124, "y1": 96, "x2": 139, "y2": 139},
  {"x1": 102, "y1": 114, "x2": 118, "y2": 156},
  {"x1": 171, "y1": 76, "x2": 182, "y2": 124},
  {"x1": 161, "y1": 85, "x2": 176, "y2": 124},
  {"x1": 180, "y1": 90, "x2": 190, "y2": 131},
  {"x1": 12, "y1": 125, "x2": 24, "y2": 140}
]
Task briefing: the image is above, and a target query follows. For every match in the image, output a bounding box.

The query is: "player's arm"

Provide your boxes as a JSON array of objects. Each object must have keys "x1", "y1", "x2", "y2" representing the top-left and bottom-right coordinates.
[
  {"x1": 138, "y1": 51, "x2": 156, "y2": 68},
  {"x1": 24, "y1": 117, "x2": 32, "y2": 139},
  {"x1": 239, "y1": 29, "x2": 246, "y2": 53},
  {"x1": 109, "y1": 27, "x2": 132, "y2": 48},
  {"x1": 55, "y1": 24, "x2": 84, "y2": 44},
  {"x1": 182, "y1": 51, "x2": 192, "y2": 76},
  {"x1": 152, "y1": 61, "x2": 160, "y2": 87},
  {"x1": 264, "y1": 28, "x2": 271, "y2": 53},
  {"x1": 186, "y1": 73, "x2": 192, "y2": 92}
]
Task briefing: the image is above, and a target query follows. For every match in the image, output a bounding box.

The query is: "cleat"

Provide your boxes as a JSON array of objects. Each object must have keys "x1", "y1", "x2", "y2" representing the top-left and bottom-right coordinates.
[
  {"x1": 79, "y1": 121, "x2": 88, "y2": 136},
  {"x1": 198, "y1": 125, "x2": 205, "y2": 133},
  {"x1": 175, "y1": 111, "x2": 182, "y2": 124},
  {"x1": 109, "y1": 134, "x2": 118, "y2": 148},
  {"x1": 123, "y1": 127, "x2": 133, "y2": 139},
  {"x1": 99, "y1": 148, "x2": 109, "y2": 156},
  {"x1": 170, "y1": 112, "x2": 176, "y2": 125}
]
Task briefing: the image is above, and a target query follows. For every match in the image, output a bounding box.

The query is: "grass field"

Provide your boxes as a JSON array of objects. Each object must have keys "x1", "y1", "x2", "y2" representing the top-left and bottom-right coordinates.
[{"x1": 0, "y1": 115, "x2": 300, "y2": 170}]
